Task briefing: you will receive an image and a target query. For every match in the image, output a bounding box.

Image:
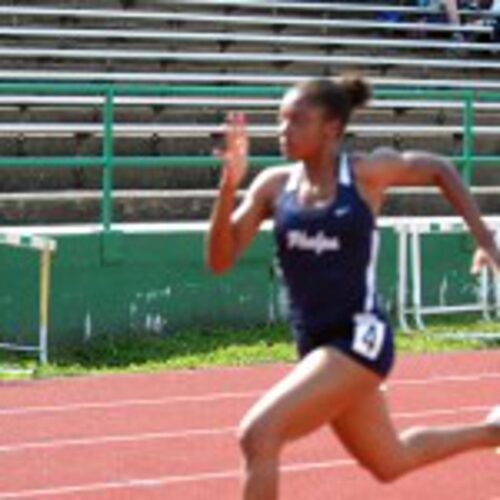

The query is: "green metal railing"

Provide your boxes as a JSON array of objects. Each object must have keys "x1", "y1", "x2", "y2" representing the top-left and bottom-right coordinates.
[{"x1": 0, "y1": 83, "x2": 497, "y2": 230}]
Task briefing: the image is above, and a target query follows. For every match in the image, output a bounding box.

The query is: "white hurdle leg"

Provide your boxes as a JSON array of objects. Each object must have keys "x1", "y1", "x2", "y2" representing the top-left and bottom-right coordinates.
[
  {"x1": 411, "y1": 227, "x2": 425, "y2": 331},
  {"x1": 397, "y1": 226, "x2": 411, "y2": 332},
  {"x1": 495, "y1": 230, "x2": 500, "y2": 319},
  {"x1": 495, "y1": 273, "x2": 500, "y2": 320},
  {"x1": 479, "y1": 266, "x2": 491, "y2": 322}
]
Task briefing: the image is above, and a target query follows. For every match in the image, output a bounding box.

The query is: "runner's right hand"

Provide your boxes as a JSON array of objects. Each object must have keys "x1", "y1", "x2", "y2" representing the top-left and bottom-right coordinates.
[{"x1": 215, "y1": 112, "x2": 249, "y2": 189}]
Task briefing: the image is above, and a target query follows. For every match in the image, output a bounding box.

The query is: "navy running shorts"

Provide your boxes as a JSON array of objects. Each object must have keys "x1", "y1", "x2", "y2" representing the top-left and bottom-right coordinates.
[{"x1": 294, "y1": 312, "x2": 395, "y2": 378}]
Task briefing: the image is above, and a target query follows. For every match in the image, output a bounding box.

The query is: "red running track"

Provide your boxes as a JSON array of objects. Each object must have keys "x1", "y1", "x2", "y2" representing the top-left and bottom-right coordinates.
[{"x1": 0, "y1": 350, "x2": 498, "y2": 499}]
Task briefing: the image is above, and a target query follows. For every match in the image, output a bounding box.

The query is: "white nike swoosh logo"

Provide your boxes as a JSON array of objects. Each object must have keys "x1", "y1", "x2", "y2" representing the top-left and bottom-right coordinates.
[{"x1": 335, "y1": 207, "x2": 350, "y2": 217}]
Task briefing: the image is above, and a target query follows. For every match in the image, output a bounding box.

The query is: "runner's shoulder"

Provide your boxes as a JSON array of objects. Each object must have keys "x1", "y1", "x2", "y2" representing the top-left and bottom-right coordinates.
[{"x1": 251, "y1": 163, "x2": 297, "y2": 196}]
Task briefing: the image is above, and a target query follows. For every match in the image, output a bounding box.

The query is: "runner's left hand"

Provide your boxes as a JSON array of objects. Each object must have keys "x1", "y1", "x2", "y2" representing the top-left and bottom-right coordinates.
[{"x1": 471, "y1": 245, "x2": 500, "y2": 275}]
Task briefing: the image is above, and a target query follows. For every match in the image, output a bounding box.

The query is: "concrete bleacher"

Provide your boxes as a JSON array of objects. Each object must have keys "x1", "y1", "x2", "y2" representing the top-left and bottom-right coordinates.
[
  {"x1": 0, "y1": 3, "x2": 497, "y2": 82},
  {"x1": 0, "y1": 0, "x2": 498, "y2": 223}
]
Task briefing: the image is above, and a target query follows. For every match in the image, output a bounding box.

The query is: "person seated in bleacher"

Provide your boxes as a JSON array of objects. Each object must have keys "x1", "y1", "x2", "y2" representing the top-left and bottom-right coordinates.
[
  {"x1": 476, "y1": 0, "x2": 500, "y2": 11},
  {"x1": 419, "y1": 0, "x2": 461, "y2": 26},
  {"x1": 468, "y1": 0, "x2": 500, "y2": 41},
  {"x1": 440, "y1": 0, "x2": 462, "y2": 25},
  {"x1": 419, "y1": 0, "x2": 496, "y2": 41},
  {"x1": 480, "y1": 0, "x2": 500, "y2": 35},
  {"x1": 416, "y1": 0, "x2": 466, "y2": 42}
]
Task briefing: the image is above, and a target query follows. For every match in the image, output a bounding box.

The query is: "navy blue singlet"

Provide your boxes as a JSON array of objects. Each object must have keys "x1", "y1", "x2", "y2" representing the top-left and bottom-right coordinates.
[{"x1": 274, "y1": 154, "x2": 394, "y2": 376}]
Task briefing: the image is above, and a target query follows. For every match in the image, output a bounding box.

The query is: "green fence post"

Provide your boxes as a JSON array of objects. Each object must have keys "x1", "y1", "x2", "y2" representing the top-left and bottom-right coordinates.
[
  {"x1": 102, "y1": 88, "x2": 115, "y2": 231},
  {"x1": 100, "y1": 88, "x2": 124, "y2": 264},
  {"x1": 462, "y1": 91, "x2": 474, "y2": 185}
]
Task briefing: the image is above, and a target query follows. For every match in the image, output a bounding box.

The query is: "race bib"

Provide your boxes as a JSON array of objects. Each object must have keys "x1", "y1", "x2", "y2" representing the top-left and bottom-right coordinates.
[{"x1": 352, "y1": 314, "x2": 386, "y2": 361}]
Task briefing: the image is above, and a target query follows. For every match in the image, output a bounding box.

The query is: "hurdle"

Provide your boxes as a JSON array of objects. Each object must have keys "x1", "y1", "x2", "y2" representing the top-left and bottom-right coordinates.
[
  {"x1": 395, "y1": 217, "x2": 500, "y2": 332},
  {"x1": 0, "y1": 233, "x2": 57, "y2": 364}
]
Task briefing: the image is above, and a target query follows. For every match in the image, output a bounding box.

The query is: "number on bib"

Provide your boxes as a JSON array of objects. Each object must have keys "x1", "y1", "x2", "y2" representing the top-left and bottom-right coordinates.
[{"x1": 352, "y1": 315, "x2": 386, "y2": 361}]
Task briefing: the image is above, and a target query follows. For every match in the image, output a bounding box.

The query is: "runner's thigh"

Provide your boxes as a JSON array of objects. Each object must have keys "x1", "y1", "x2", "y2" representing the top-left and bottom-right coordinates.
[{"x1": 240, "y1": 346, "x2": 382, "y2": 444}]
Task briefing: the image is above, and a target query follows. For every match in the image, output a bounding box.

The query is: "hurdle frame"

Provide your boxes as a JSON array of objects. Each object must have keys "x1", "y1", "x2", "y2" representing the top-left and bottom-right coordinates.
[
  {"x1": 0, "y1": 233, "x2": 57, "y2": 364},
  {"x1": 395, "y1": 218, "x2": 500, "y2": 332}
]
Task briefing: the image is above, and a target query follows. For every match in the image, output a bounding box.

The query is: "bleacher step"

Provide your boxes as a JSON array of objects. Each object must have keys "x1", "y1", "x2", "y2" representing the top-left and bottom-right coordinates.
[{"x1": 0, "y1": 188, "x2": 499, "y2": 224}]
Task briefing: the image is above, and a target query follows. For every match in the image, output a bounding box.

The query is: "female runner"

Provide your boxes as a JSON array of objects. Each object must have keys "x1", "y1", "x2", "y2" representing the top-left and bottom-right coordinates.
[{"x1": 206, "y1": 77, "x2": 500, "y2": 500}]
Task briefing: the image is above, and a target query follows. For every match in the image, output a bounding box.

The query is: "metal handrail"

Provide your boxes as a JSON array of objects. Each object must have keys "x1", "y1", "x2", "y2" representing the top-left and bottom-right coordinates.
[{"x1": 0, "y1": 83, "x2": 495, "y2": 229}]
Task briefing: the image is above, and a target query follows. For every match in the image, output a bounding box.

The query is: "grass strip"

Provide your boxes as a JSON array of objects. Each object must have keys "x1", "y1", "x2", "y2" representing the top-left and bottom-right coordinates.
[{"x1": 0, "y1": 315, "x2": 498, "y2": 380}]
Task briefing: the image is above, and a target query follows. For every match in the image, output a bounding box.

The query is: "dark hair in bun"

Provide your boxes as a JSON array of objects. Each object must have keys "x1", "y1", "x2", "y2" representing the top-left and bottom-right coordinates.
[
  {"x1": 293, "y1": 75, "x2": 371, "y2": 126},
  {"x1": 340, "y1": 75, "x2": 371, "y2": 110}
]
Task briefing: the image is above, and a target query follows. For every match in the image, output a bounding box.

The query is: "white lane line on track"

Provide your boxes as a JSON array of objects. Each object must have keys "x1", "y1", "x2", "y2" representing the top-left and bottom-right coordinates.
[
  {"x1": 0, "y1": 426, "x2": 237, "y2": 454},
  {"x1": 390, "y1": 372, "x2": 500, "y2": 387},
  {"x1": 0, "y1": 372, "x2": 499, "y2": 417},
  {"x1": 0, "y1": 404, "x2": 492, "y2": 454},
  {"x1": 0, "y1": 459, "x2": 358, "y2": 498},
  {"x1": 0, "y1": 391, "x2": 262, "y2": 416}
]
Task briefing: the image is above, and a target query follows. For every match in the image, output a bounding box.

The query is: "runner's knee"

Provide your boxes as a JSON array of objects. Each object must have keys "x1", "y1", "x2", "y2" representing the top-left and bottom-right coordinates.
[{"x1": 237, "y1": 418, "x2": 282, "y2": 461}]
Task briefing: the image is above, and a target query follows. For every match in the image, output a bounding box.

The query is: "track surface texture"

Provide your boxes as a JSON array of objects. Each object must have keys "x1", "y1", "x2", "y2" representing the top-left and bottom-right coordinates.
[{"x1": 0, "y1": 351, "x2": 498, "y2": 499}]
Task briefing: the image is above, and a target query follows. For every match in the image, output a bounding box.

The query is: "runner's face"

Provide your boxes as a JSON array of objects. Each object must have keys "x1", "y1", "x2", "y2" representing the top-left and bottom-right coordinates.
[{"x1": 278, "y1": 89, "x2": 338, "y2": 161}]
